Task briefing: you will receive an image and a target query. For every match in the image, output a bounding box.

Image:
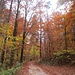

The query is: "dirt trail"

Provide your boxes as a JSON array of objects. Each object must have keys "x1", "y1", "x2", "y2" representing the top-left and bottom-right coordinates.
[
  {"x1": 28, "y1": 63, "x2": 48, "y2": 75},
  {"x1": 17, "y1": 61, "x2": 75, "y2": 75},
  {"x1": 17, "y1": 62, "x2": 48, "y2": 75}
]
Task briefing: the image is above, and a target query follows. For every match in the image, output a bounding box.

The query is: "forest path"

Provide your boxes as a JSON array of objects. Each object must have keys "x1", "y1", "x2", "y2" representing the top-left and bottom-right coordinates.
[
  {"x1": 17, "y1": 61, "x2": 75, "y2": 75},
  {"x1": 17, "y1": 61, "x2": 48, "y2": 75},
  {"x1": 28, "y1": 62, "x2": 48, "y2": 75}
]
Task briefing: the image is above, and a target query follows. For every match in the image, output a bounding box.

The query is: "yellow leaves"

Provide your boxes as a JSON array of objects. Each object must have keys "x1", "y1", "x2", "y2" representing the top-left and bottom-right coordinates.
[
  {"x1": 29, "y1": 46, "x2": 39, "y2": 59},
  {"x1": 6, "y1": 40, "x2": 12, "y2": 47},
  {"x1": 0, "y1": 23, "x2": 13, "y2": 37},
  {"x1": 0, "y1": 28, "x2": 4, "y2": 32}
]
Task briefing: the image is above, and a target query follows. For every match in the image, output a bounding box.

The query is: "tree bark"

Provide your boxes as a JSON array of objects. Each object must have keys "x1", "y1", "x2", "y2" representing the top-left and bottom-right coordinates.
[
  {"x1": 10, "y1": 0, "x2": 21, "y2": 66},
  {"x1": 73, "y1": 24, "x2": 75, "y2": 50},
  {"x1": 20, "y1": 31, "x2": 26, "y2": 62},
  {"x1": 13, "y1": 0, "x2": 20, "y2": 36},
  {"x1": 0, "y1": 0, "x2": 4, "y2": 13},
  {"x1": 64, "y1": 26, "x2": 67, "y2": 50},
  {"x1": 40, "y1": 30, "x2": 42, "y2": 59},
  {"x1": 20, "y1": 4, "x2": 27, "y2": 63},
  {"x1": 1, "y1": 37, "x2": 7, "y2": 64},
  {"x1": 8, "y1": 0, "x2": 13, "y2": 23}
]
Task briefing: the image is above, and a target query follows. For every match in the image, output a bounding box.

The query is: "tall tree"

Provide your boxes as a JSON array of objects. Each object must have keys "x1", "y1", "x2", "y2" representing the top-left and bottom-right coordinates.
[
  {"x1": 70, "y1": 1, "x2": 75, "y2": 50},
  {"x1": 13, "y1": 0, "x2": 21, "y2": 36},
  {"x1": 0, "y1": 0, "x2": 4, "y2": 13},
  {"x1": 0, "y1": 0, "x2": 9, "y2": 64},
  {"x1": 20, "y1": 0, "x2": 37, "y2": 62},
  {"x1": 10, "y1": 0, "x2": 21, "y2": 66},
  {"x1": 20, "y1": 1, "x2": 27, "y2": 62},
  {"x1": 7, "y1": 0, "x2": 13, "y2": 23},
  {"x1": 38, "y1": 1, "x2": 44, "y2": 60}
]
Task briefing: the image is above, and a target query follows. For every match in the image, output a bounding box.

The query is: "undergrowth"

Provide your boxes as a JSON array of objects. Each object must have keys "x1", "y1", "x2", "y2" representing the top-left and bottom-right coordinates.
[
  {"x1": 0, "y1": 63, "x2": 22, "y2": 75},
  {"x1": 40, "y1": 50, "x2": 75, "y2": 66}
]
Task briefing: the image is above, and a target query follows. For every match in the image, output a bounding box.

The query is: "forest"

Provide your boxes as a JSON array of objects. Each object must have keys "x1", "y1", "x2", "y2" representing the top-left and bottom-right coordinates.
[{"x1": 0, "y1": 0, "x2": 75, "y2": 75}]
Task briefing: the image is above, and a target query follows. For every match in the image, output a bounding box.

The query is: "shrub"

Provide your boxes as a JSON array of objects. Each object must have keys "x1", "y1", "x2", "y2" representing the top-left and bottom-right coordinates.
[
  {"x1": 50, "y1": 50, "x2": 75, "y2": 65},
  {"x1": 0, "y1": 63, "x2": 22, "y2": 75}
]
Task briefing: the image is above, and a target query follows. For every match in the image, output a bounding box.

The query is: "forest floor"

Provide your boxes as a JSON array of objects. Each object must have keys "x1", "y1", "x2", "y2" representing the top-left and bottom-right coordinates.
[{"x1": 17, "y1": 61, "x2": 75, "y2": 75}]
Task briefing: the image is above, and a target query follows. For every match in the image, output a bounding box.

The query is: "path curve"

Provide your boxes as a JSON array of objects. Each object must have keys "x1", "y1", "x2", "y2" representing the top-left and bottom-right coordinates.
[{"x1": 17, "y1": 61, "x2": 75, "y2": 75}]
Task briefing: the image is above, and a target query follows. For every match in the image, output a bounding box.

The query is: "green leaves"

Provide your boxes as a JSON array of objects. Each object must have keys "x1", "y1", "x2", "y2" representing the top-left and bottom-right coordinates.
[
  {"x1": 52, "y1": 50, "x2": 75, "y2": 65},
  {"x1": 0, "y1": 63, "x2": 22, "y2": 75},
  {"x1": 30, "y1": 46, "x2": 40, "y2": 60}
]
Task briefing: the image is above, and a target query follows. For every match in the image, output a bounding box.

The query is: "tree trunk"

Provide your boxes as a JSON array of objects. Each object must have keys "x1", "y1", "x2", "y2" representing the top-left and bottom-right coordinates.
[
  {"x1": 10, "y1": 0, "x2": 20, "y2": 66},
  {"x1": 20, "y1": 31, "x2": 26, "y2": 62},
  {"x1": 73, "y1": 25, "x2": 75, "y2": 50},
  {"x1": 20, "y1": 4, "x2": 27, "y2": 63},
  {"x1": 48, "y1": 39, "x2": 52, "y2": 58},
  {"x1": 40, "y1": 31, "x2": 42, "y2": 59},
  {"x1": 1, "y1": 37, "x2": 7, "y2": 64},
  {"x1": 64, "y1": 26, "x2": 67, "y2": 50},
  {"x1": 0, "y1": 0, "x2": 4, "y2": 13},
  {"x1": 1, "y1": 50, "x2": 4, "y2": 64},
  {"x1": 8, "y1": 0, "x2": 13, "y2": 23},
  {"x1": 13, "y1": 0, "x2": 20, "y2": 36}
]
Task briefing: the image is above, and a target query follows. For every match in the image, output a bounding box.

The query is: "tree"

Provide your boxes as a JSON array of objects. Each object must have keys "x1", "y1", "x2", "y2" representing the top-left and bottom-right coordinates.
[
  {"x1": 10, "y1": 0, "x2": 21, "y2": 66},
  {"x1": 69, "y1": 1, "x2": 75, "y2": 50},
  {"x1": 13, "y1": 0, "x2": 21, "y2": 36},
  {"x1": 0, "y1": 0, "x2": 11, "y2": 64},
  {"x1": 0, "y1": 0, "x2": 4, "y2": 13},
  {"x1": 7, "y1": 0, "x2": 13, "y2": 23},
  {"x1": 0, "y1": 24, "x2": 13, "y2": 64},
  {"x1": 20, "y1": 0, "x2": 38, "y2": 62},
  {"x1": 37, "y1": 1, "x2": 44, "y2": 60}
]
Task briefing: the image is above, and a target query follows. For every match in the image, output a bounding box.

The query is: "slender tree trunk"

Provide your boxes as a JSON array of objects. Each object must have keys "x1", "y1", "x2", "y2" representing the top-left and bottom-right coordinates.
[
  {"x1": 0, "y1": 0, "x2": 4, "y2": 62},
  {"x1": 1, "y1": 50, "x2": 4, "y2": 64},
  {"x1": 48, "y1": 38, "x2": 52, "y2": 58},
  {"x1": 40, "y1": 30, "x2": 42, "y2": 59},
  {"x1": 0, "y1": 0, "x2": 4, "y2": 13},
  {"x1": 20, "y1": 31, "x2": 26, "y2": 62},
  {"x1": 73, "y1": 25, "x2": 75, "y2": 50},
  {"x1": 10, "y1": 0, "x2": 20, "y2": 66},
  {"x1": 20, "y1": 5, "x2": 27, "y2": 63},
  {"x1": 39, "y1": 15, "x2": 42, "y2": 60},
  {"x1": 1, "y1": 37, "x2": 7, "y2": 64},
  {"x1": 8, "y1": 0, "x2": 13, "y2": 23},
  {"x1": 0, "y1": 0, "x2": 3, "y2": 8},
  {"x1": 64, "y1": 26, "x2": 67, "y2": 50},
  {"x1": 13, "y1": 0, "x2": 20, "y2": 36},
  {"x1": 64, "y1": 27, "x2": 67, "y2": 50},
  {"x1": 44, "y1": 37, "x2": 47, "y2": 58}
]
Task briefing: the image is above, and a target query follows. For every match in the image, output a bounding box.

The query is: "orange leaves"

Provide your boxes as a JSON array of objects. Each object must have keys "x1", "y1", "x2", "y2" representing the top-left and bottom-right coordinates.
[{"x1": 17, "y1": 18, "x2": 24, "y2": 35}]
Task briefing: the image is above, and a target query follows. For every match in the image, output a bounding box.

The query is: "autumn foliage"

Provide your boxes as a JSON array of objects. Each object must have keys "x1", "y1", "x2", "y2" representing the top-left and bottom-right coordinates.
[{"x1": 0, "y1": 0, "x2": 75, "y2": 70}]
